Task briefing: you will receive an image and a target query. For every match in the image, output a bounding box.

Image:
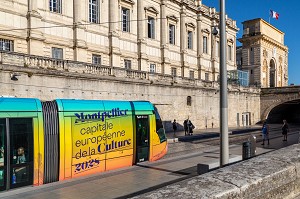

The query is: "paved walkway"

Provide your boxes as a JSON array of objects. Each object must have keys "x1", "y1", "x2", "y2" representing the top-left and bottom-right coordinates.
[
  {"x1": 166, "y1": 125, "x2": 262, "y2": 141},
  {"x1": 0, "y1": 125, "x2": 271, "y2": 199}
]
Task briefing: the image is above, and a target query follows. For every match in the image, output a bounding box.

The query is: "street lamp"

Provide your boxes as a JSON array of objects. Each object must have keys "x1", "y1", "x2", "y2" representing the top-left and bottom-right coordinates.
[{"x1": 219, "y1": 0, "x2": 229, "y2": 166}]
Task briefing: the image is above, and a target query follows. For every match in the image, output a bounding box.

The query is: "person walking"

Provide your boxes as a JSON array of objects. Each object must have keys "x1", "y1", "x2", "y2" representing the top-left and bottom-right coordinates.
[
  {"x1": 172, "y1": 119, "x2": 177, "y2": 137},
  {"x1": 187, "y1": 119, "x2": 194, "y2": 135},
  {"x1": 183, "y1": 119, "x2": 188, "y2": 136},
  {"x1": 261, "y1": 121, "x2": 269, "y2": 145},
  {"x1": 282, "y1": 120, "x2": 289, "y2": 141}
]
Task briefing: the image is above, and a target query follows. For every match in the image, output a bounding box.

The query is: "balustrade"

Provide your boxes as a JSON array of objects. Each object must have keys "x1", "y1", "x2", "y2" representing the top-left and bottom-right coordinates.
[{"x1": 0, "y1": 50, "x2": 249, "y2": 91}]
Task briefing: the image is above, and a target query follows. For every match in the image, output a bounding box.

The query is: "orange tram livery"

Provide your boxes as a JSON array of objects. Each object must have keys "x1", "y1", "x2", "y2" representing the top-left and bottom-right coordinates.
[{"x1": 0, "y1": 98, "x2": 168, "y2": 191}]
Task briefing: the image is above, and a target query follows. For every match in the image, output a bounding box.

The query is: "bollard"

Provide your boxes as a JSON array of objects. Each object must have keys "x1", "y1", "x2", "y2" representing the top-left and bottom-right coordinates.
[
  {"x1": 242, "y1": 141, "x2": 251, "y2": 160},
  {"x1": 249, "y1": 135, "x2": 256, "y2": 156}
]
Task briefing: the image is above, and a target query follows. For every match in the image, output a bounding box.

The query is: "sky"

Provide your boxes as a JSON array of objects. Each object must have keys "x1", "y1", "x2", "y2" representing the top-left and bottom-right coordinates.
[{"x1": 203, "y1": 0, "x2": 300, "y2": 85}]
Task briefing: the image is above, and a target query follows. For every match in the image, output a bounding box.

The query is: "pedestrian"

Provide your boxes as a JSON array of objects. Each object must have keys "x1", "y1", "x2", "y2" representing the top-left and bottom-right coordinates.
[
  {"x1": 172, "y1": 119, "x2": 177, "y2": 137},
  {"x1": 183, "y1": 119, "x2": 188, "y2": 136},
  {"x1": 261, "y1": 121, "x2": 269, "y2": 145},
  {"x1": 187, "y1": 119, "x2": 194, "y2": 135},
  {"x1": 282, "y1": 119, "x2": 289, "y2": 141}
]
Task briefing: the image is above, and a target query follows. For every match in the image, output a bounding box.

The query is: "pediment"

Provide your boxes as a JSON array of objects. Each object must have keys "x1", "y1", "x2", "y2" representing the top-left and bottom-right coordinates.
[
  {"x1": 120, "y1": 0, "x2": 135, "y2": 5},
  {"x1": 202, "y1": 28, "x2": 210, "y2": 34},
  {"x1": 167, "y1": 15, "x2": 178, "y2": 22},
  {"x1": 144, "y1": 6, "x2": 159, "y2": 15},
  {"x1": 228, "y1": 38, "x2": 234, "y2": 43},
  {"x1": 186, "y1": 22, "x2": 196, "y2": 29}
]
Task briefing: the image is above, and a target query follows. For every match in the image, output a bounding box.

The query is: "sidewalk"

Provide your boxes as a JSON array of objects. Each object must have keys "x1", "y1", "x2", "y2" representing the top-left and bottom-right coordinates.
[{"x1": 166, "y1": 125, "x2": 262, "y2": 142}]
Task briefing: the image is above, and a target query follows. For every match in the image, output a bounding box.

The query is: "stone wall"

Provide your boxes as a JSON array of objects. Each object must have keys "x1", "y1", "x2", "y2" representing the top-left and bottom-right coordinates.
[
  {"x1": 133, "y1": 144, "x2": 300, "y2": 199},
  {"x1": 0, "y1": 51, "x2": 260, "y2": 131}
]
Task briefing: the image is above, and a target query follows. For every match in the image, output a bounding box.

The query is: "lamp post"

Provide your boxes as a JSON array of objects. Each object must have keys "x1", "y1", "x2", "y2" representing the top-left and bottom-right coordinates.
[{"x1": 219, "y1": 0, "x2": 229, "y2": 166}]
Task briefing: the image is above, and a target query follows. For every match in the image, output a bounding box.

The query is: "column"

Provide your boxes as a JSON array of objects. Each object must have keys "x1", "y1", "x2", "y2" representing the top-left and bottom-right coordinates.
[
  {"x1": 109, "y1": 0, "x2": 121, "y2": 67},
  {"x1": 180, "y1": 4, "x2": 187, "y2": 77},
  {"x1": 27, "y1": 0, "x2": 44, "y2": 55},
  {"x1": 73, "y1": 0, "x2": 87, "y2": 62}
]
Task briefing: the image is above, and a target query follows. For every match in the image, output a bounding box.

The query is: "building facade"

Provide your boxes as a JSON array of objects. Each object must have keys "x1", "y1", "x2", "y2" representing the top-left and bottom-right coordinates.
[
  {"x1": 237, "y1": 18, "x2": 288, "y2": 88},
  {"x1": 0, "y1": 0, "x2": 238, "y2": 81}
]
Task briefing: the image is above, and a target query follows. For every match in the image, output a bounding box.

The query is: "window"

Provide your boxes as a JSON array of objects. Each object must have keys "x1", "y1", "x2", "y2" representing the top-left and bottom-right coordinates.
[
  {"x1": 49, "y1": 0, "x2": 62, "y2": 13},
  {"x1": 89, "y1": 0, "x2": 99, "y2": 23},
  {"x1": 0, "y1": 39, "x2": 14, "y2": 51},
  {"x1": 10, "y1": 118, "x2": 34, "y2": 187},
  {"x1": 0, "y1": 119, "x2": 5, "y2": 187},
  {"x1": 187, "y1": 96, "x2": 192, "y2": 106},
  {"x1": 203, "y1": 36, "x2": 208, "y2": 54},
  {"x1": 250, "y1": 47, "x2": 254, "y2": 64},
  {"x1": 228, "y1": 45, "x2": 232, "y2": 61},
  {"x1": 150, "y1": 64, "x2": 156, "y2": 73},
  {"x1": 92, "y1": 54, "x2": 101, "y2": 65},
  {"x1": 187, "y1": 31, "x2": 193, "y2": 49},
  {"x1": 52, "y1": 47, "x2": 63, "y2": 59},
  {"x1": 216, "y1": 41, "x2": 219, "y2": 57},
  {"x1": 124, "y1": 59, "x2": 131, "y2": 69},
  {"x1": 169, "y1": 24, "x2": 175, "y2": 44},
  {"x1": 171, "y1": 67, "x2": 177, "y2": 77},
  {"x1": 189, "y1": 71, "x2": 194, "y2": 79},
  {"x1": 148, "y1": 17, "x2": 155, "y2": 39},
  {"x1": 122, "y1": 8, "x2": 130, "y2": 32},
  {"x1": 205, "y1": 72, "x2": 209, "y2": 81}
]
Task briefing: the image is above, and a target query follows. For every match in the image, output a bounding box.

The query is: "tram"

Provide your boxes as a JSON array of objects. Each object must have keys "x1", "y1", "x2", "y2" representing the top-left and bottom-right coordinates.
[{"x1": 0, "y1": 98, "x2": 167, "y2": 191}]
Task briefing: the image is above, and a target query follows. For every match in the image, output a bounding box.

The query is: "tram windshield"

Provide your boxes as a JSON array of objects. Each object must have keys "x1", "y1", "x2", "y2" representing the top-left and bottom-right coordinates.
[{"x1": 153, "y1": 107, "x2": 166, "y2": 143}]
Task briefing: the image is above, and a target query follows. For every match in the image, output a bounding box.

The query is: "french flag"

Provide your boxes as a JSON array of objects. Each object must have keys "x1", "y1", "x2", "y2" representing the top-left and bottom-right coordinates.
[{"x1": 270, "y1": 10, "x2": 279, "y2": 20}]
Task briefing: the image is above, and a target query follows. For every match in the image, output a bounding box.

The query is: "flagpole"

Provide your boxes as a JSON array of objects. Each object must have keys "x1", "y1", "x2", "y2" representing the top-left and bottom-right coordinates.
[{"x1": 269, "y1": 9, "x2": 271, "y2": 24}]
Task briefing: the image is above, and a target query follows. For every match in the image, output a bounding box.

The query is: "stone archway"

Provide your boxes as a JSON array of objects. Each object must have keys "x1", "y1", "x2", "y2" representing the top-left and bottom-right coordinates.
[
  {"x1": 260, "y1": 86, "x2": 300, "y2": 122},
  {"x1": 269, "y1": 59, "x2": 276, "y2": 87}
]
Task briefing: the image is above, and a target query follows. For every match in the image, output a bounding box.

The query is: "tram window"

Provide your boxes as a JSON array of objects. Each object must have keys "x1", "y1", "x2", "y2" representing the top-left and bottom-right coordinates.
[
  {"x1": 0, "y1": 121, "x2": 5, "y2": 165},
  {"x1": 10, "y1": 119, "x2": 33, "y2": 164},
  {"x1": 0, "y1": 119, "x2": 5, "y2": 186},
  {"x1": 10, "y1": 118, "x2": 33, "y2": 184},
  {"x1": 153, "y1": 107, "x2": 166, "y2": 143}
]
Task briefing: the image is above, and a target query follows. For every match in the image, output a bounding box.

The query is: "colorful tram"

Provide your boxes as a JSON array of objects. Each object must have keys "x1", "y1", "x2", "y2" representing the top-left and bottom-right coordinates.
[{"x1": 0, "y1": 98, "x2": 167, "y2": 191}]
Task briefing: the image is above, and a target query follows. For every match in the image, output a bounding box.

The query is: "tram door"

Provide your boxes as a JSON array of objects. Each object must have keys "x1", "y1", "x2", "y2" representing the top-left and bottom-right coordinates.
[
  {"x1": 0, "y1": 118, "x2": 33, "y2": 191},
  {"x1": 135, "y1": 115, "x2": 150, "y2": 163}
]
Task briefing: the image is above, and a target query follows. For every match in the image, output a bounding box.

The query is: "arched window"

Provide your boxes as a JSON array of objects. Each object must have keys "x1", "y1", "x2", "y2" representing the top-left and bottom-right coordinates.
[{"x1": 269, "y1": 59, "x2": 276, "y2": 87}]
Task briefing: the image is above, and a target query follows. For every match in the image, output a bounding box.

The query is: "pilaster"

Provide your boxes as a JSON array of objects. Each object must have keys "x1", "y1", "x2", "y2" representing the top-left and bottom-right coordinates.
[
  {"x1": 109, "y1": 0, "x2": 121, "y2": 67},
  {"x1": 73, "y1": 0, "x2": 87, "y2": 62},
  {"x1": 211, "y1": 20, "x2": 217, "y2": 81},
  {"x1": 180, "y1": 4, "x2": 187, "y2": 77},
  {"x1": 137, "y1": 0, "x2": 147, "y2": 70},
  {"x1": 160, "y1": 0, "x2": 169, "y2": 74},
  {"x1": 27, "y1": 0, "x2": 45, "y2": 55},
  {"x1": 197, "y1": 10, "x2": 202, "y2": 79}
]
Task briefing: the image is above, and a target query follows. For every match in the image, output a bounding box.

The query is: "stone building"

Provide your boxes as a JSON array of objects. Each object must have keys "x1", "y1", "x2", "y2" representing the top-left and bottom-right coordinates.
[
  {"x1": 0, "y1": 0, "x2": 238, "y2": 81},
  {"x1": 237, "y1": 18, "x2": 288, "y2": 88},
  {"x1": 0, "y1": 0, "x2": 261, "y2": 130}
]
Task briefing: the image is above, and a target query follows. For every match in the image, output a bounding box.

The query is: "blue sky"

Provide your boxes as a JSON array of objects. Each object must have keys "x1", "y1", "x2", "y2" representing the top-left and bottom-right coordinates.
[{"x1": 204, "y1": 0, "x2": 299, "y2": 85}]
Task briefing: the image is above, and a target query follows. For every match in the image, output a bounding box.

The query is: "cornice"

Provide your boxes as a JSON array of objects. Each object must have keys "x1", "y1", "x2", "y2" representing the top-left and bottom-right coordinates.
[{"x1": 239, "y1": 34, "x2": 288, "y2": 51}]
